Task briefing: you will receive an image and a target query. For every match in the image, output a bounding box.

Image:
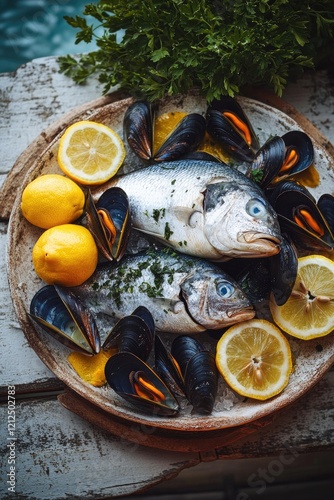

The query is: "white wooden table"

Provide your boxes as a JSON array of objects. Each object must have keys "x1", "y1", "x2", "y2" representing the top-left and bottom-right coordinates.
[{"x1": 0, "y1": 57, "x2": 334, "y2": 499}]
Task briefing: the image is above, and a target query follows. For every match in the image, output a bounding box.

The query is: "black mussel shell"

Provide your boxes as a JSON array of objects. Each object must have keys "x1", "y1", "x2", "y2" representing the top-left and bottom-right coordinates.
[
  {"x1": 123, "y1": 100, "x2": 154, "y2": 161},
  {"x1": 171, "y1": 335, "x2": 204, "y2": 376},
  {"x1": 154, "y1": 113, "x2": 206, "y2": 162},
  {"x1": 271, "y1": 182, "x2": 334, "y2": 251},
  {"x1": 182, "y1": 151, "x2": 223, "y2": 162},
  {"x1": 154, "y1": 335, "x2": 185, "y2": 397},
  {"x1": 281, "y1": 131, "x2": 314, "y2": 177},
  {"x1": 317, "y1": 193, "x2": 334, "y2": 235},
  {"x1": 206, "y1": 96, "x2": 260, "y2": 162},
  {"x1": 102, "y1": 306, "x2": 155, "y2": 361},
  {"x1": 124, "y1": 100, "x2": 206, "y2": 162},
  {"x1": 269, "y1": 234, "x2": 298, "y2": 306},
  {"x1": 250, "y1": 136, "x2": 286, "y2": 188},
  {"x1": 105, "y1": 352, "x2": 180, "y2": 417},
  {"x1": 184, "y1": 351, "x2": 219, "y2": 415},
  {"x1": 86, "y1": 187, "x2": 130, "y2": 262},
  {"x1": 267, "y1": 179, "x2": 316, "y2": 207},
  {"x1": 225, "y1": 257, "x2": 272, "y2": 307},
  {"x1": 29, "y1": 285, "x2": 100, "y2": 355},
  {"x1": 250, "y1": 131, "x2": 314, "y2": 188}
]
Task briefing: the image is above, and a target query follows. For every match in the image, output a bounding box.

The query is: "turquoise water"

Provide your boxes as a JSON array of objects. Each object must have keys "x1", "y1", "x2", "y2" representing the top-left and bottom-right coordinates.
[{"x1": 0, "y1": 0, "x2": 99, "y2": 73}]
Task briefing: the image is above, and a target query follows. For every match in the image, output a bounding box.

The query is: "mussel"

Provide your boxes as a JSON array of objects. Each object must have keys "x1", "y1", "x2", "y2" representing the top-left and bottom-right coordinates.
[
  {"x1": 223, "y1": 233, "x2": 298, "y2": 308},
  {"x1": 105, "y1": 352, "x2": 180, "y2": 416},
  {"x1": 171, "y1": 335, "x2": 219, "y2": 415},
  {"x1": 29, "y1": 285, "x2": 100, "y2": 355},
  {"x1": 85, "y1": 187, "x2": 130, "y2": 262},
  {"x1": 206, "y1": 96, "x2": 260, "y2": 162},
  {"x1": 123, "y1": 100, "x2": 206, "y2": 162},
  {"x1": 154, "y1": 335, "x2": 185, "y2": 397},
  {"x1": 249, "y1": 131, "x2": 314, "y2": 189},
  {"x1": 269, "y1": 234, "x2": 298, "y2": 306},
  {"x1": 269, "y1": 181, "x2": 334, "y2": 252},
  {"x1": 102, "y1": 307, "x2": 180, "y2": 416},
  {"x1": 102, "y1": 306, "x2": 155, "y2": 361}
]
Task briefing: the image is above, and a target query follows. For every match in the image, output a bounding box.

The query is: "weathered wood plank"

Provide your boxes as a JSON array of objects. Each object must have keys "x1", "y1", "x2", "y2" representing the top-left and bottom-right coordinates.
[
  {"x1": 0, "y1": 222, "x2": 58, "y2": 395},
  {"x1": 0, "y1": 371, "x2": 333, "y2": 499},
  {"x1": 0, "y1": 397, "x2": 199, "y2": 500},
  {"x1": 0, "y1": 57, "x2": 104, "y2": 182},
  {"x1": 0, "y1": 56, "x2": 108, "y2": 393}
]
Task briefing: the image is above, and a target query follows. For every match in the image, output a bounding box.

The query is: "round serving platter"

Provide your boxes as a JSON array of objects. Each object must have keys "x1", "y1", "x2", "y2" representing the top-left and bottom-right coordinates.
[{"x1": 6, "y1": 90, "x2": 334, "y2": 439}]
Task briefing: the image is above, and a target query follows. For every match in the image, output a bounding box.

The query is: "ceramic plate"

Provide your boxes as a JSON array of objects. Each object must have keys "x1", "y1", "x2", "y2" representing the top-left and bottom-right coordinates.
[{"x1": 7, "y1": 92, "x2": 334, "y2": 432}]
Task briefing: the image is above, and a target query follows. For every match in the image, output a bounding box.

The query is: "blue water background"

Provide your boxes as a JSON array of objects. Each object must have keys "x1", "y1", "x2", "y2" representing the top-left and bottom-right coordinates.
[{"x1": 0, "y1": 0, "x2": 100, "y2": 73}]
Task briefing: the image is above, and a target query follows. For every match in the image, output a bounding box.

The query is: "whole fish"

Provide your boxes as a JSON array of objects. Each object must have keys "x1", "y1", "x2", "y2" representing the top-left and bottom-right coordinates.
[
  {"x1": 74, "y1": 249, "x2": 255, "y2": 334},
  {"x1": 94, "y1": 159, "x2": 281, "y2": 261}
]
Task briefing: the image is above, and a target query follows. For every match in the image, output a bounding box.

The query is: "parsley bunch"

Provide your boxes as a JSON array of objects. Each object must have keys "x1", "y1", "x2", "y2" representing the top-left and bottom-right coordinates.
[{"x1": 59, "y1": 0, "x2": 334, "y2": 102}]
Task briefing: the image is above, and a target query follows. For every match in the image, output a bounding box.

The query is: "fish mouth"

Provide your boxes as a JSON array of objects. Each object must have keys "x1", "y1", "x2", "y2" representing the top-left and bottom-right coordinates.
[
  {"x1": 226, "y1": 306, "x2": 256, "y2": 325},
  {"x1": 238, "y1": 232, "x2": 281, "y2": 257}
]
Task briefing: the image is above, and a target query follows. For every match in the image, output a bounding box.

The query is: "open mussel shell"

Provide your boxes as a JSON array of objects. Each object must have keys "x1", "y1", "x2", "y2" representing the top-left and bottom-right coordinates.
[
  {"x1": 123, "y1": 100, "x2": 154, "y2": 160},
  {"x1": 269, "y1": 234, "x2": 298, "y2": 306},
  {"x1": 281, "y1": 131, "x2": 314, "y2": 177},
  {"x1": 268, "y1": 179, "x2": 316, "y2": 206},
  {"x1": 123, "y1": 99, "x2": 206, "y2": 162},
  {"x1": 206, "y1": 96, "x2": 260, "y2": 162},
  {"x1": 105, "y1": 352, "x2": 180, "y2": 417},
  {"x1": 270, "y1": 181, "x2": 334, "y2": 251},
  {"x1": 251, "y1": 131, "x2": 314, "y2": 188},
  {"x1": 86, "y1": 187, "x2": 130, "y2": 262},
  {"x1": 249, "y1": 136, "x2": 286, "y2": 188},
  {"x1": 154, "y1": 335, "x2": 185, "y2": 397},
  {"x1": 184, "y1": 351, "x2": 219, "y2": 415},
  {"x1": 154, "y1": 113, "x2": 206, "y2": 162},
  {"x1": 29, "y1": 285, "x2": 100, "y2": 355},
  {"x1": 102, "y1": 306, "x2": 155, "y2": 361}
]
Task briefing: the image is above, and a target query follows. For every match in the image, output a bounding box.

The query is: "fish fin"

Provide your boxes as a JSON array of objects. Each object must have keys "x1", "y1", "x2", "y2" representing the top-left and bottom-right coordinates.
[{"x1": 134, "y1": 226, "x2": 166, "y2": 240}]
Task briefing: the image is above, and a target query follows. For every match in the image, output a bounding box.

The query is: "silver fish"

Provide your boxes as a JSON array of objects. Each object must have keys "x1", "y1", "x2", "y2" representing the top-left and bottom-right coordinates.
[
  {"x1": 94, "y1": 159, "x2": 281, "y2": 260},
  {"x1": 73, "y1": 249, "x2": 255, "y2": 334}
]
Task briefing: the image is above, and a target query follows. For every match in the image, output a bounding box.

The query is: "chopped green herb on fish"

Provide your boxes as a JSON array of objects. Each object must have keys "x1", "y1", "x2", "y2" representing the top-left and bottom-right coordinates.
[{"x1": 73, "y1": 248, "x2": 255, "y2": 333}]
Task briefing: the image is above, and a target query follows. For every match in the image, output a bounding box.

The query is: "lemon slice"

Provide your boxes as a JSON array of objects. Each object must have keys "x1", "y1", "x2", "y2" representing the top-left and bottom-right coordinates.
[
  {"x1": 270, "y1": 254, "x2": 334, "y2": 339},
  {"x1": 58, "y1": 120, "x2": 126, "y2": 185},
  {"x1": 216, "y1": 319, "x2": 292, "y2": 400}
]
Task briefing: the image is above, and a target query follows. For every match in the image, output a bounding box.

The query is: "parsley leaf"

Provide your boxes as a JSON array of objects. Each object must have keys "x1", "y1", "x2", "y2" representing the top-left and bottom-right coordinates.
[{"x1": 59, "y1": 0, "x2": 334, "y2": 101}]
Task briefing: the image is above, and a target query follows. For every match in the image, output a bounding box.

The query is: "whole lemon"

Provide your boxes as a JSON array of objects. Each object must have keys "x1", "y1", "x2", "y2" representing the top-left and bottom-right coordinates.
[
  {"x1": 32, "y1": 224, "x2": 98, "y2": 287},
  {"x1": 21, "y1": 174, "x2": 85, "y2": 229}
]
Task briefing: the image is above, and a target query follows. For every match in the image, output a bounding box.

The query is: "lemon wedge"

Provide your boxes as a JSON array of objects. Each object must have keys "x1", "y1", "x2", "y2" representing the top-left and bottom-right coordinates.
[
  {"x1": 270, "y1": 254, "x2": 334, "y2": 339},
  {"x1": 58, "y1": 120, "x2": 125, "y2": 185},
  {"x1": 216, "y1": 319, "x2": 292, "y2": 400}
]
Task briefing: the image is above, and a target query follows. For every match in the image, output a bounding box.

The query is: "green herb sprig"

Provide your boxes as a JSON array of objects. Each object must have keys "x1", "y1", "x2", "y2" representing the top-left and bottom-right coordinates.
[{"x1": 59, "y1": 0, "x2": 334, "y2": 101}]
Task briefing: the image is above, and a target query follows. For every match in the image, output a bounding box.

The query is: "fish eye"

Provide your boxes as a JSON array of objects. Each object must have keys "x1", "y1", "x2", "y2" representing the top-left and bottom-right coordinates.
[
  {"x1": 246, "y1": 198, "x2": 267, "y2": 219},
  {"x1": 216, "y1": 280, "x2": 234, "y2": 298}
]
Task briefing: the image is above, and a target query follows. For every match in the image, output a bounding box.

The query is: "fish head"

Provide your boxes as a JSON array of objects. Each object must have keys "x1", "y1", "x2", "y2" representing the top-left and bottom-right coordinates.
[
  {"x1": 180, "y1": 268, "x2": 255, "y2": 329},
  {"x1": 203, "y1": 180, "x2": 281, "y2": 258}
]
